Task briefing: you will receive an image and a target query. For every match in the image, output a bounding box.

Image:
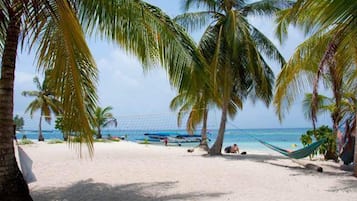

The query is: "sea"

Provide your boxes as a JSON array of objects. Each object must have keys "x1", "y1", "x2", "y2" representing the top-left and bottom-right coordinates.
[{"x1": 16, "y1": 128, "x2": 312, "y2": 152}]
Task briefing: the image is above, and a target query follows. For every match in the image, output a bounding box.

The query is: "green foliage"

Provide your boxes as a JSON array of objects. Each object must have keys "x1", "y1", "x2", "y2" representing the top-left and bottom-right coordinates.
[
  {"x1": 18, "y1": 139, "x2": 34, "y2": 145},
  {"x1": 300, "y1": 125, "x2": 336, "y2": 159},
  {"x1": 47, "y1": 139, "x2": 64, "y2": 144},
  {"x1": 143, "y1": 138, "x2": 149, "y2": 144},
  {"x1": 55, "y1": 117, "x2": 69, "y2": 141},
  {"x1": 91, "y1": 106, "x2": 117, "y2": 139},
  {"x1": 13, "y1": 115, "x2": 24, "y2": 130},
  {"x1": 55, "y1": 117, "x2": 64, "y2": 131},
  {"x1": 176, "y1": 0, "x2": 288, "y2": 155},
  {"x1": 93, "y1": 138, "x2": 111, "y2": 143}
]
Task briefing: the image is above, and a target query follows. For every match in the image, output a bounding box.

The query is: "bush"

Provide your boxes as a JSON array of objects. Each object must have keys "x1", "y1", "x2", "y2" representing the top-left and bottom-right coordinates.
[
  {"x1": 300, "y1": 125, "x2": 337, "y2": 160},
  {"x1": 18, "y1": 139, "x2": 34, "y2": 145},
  {"x1": 47, "y1": 139, "x2": 64, "y2": 144}
]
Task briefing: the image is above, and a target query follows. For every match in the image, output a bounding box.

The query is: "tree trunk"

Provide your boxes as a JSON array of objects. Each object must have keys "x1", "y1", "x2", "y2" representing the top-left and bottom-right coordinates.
[
  {"x1": 353, "y1": 114, "x2": 357, "y2": 177},
  {"x1": 324, "y1": 121, "x2": 338, "y2": 161},
  {"x1": 38, "y1": 115, "x2": 44, "y2": 141},
  {"x1": 0, "y1": 7, "x2": 33, "y2": 200},
  {"x1": 97, "y1": 127, "x2": 102, "y2": 139},
  {"x1": 209, "y1": 102, "x2": 228, "y2": 155},
  {"x1": 198, "y1": 108, "x2": 209, "y2": 151}
]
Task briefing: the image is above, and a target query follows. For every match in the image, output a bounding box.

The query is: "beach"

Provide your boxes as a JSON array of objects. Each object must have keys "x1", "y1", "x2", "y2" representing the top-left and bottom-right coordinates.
[{"x1": 18, "y1": 141, "x2": 356, "y2": 201}]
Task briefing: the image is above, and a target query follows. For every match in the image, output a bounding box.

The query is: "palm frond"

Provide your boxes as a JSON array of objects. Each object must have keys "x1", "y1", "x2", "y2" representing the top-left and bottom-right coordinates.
[
  {"x1": 174, "y1": 11, "x2": 215, "y2": 32},
  {"x1": 35, "y1": 1, "x2": 97, "y2": 156}
]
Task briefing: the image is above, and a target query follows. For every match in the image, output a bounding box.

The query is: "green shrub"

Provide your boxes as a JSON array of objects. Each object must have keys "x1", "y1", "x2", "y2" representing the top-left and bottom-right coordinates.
[
  {"x1": 47, "y1": 139, "x2": 64, "y2": 144},
  {"x1": 94, "y1": 138, "x2": 111, "y2": 143},
  {"x1": 18, "y1": 139, "x2": 34, "y2": 145},
  {"x1": 300, "y1": 125, "x2": 337, "y2": 160}
]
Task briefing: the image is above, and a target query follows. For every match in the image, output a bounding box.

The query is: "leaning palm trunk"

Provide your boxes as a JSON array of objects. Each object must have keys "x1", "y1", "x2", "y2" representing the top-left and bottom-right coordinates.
[
  {"x1": 209, "y1": 102, "x2": 228, "y2": 155},
  {"x1": 353, "y1": 113, "x2": 357, "y2": 177},
  {"x1": 38, "y1": 116, "x2": 44, "y2": 141},
  {"x1": 97, "y1": 127, "x2": 102, "y2": 139},
  {"x1": 312, "y1": 39, "x2": 339, "y2": 161},
  {"x1": 0, "y1": 11, "x2": 33, "y2": 201},
  {"x1": 199, "y1": 109, "x2": 209, "y2": 151}
]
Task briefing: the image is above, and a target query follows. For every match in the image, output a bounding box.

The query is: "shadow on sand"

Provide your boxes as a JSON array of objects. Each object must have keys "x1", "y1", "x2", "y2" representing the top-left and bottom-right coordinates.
[
  {"x1": 202, "y1": 152, "x2": 357, "y2": 193},
  {"x1": 31, "y1": 179, "x2": 226, "y2": 201}
]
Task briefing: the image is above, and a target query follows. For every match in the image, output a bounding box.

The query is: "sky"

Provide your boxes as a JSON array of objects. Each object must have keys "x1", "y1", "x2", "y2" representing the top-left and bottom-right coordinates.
[{"x1": 13, "y1": 0, "x2": 332, "y2": 130}]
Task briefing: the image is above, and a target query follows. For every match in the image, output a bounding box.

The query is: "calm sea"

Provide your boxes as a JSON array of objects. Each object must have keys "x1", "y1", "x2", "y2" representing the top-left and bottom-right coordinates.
[{"x1": 17, "y1": 128, "x2": 311, "y2": 152}]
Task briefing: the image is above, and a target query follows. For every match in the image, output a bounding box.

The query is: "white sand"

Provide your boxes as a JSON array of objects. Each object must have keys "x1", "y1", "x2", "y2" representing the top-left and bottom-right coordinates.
[{"x1": 18, "y1": 141, "x2": 356, "y2": 201}]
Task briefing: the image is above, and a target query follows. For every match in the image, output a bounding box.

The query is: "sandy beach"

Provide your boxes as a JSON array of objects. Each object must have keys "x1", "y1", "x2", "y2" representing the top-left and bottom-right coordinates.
[{"x1": 17, "y1": 141, "x2": 357, "y2": 201}]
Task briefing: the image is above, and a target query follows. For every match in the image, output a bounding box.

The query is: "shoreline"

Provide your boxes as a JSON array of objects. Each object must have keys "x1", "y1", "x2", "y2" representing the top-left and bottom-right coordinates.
[{"x1": 17, "y1": 141, "x2": 356, "y2": 201}]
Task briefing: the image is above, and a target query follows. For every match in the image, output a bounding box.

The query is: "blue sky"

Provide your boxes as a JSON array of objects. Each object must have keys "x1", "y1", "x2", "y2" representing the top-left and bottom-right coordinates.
[{"x1": 13, "y1": 0, "x2": 331, "y2": 130}]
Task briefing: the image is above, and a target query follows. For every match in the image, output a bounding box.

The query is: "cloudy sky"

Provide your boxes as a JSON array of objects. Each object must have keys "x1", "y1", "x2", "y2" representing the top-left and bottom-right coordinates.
[{"x1": 13, "y1": 0, "x2": 331, "y2": 130}]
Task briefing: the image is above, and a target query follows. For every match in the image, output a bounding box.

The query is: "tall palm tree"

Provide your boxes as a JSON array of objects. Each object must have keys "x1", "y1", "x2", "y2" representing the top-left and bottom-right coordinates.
[
  {"x1": 13, "y1": 115, "x2": 24, "y2": 131},
  {"x1": 22, "y1": 77, "x2": 61, "y2": 141},
  {"x1": 176, "y1": 0, "x2": 286, "y2": 155},
  {"x1": 0, "y1": 1, "x2": 204, "y2": 199},
  {"x1": 273, "y1": 0, "x2": 357, "y2": 175},
  {"x1": 170, "y1": 91, "x2": 212, "y2": 150},
  {"x1": 92, "y1": 106, "x2": 117, "y2": 139},
  {"x1": 170, "y1": 48, "x2": 213, "y2": 151}
]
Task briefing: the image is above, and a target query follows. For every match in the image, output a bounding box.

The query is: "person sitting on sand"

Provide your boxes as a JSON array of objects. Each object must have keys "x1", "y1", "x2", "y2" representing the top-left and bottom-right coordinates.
[{"x1": 224, "y1": 144, "x2": 239, "y2": 153}]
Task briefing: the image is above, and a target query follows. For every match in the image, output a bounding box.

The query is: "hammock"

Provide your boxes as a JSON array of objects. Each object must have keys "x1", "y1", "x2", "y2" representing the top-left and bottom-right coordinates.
[{"x1": 256, "y1": 138, "x2": 326, "y2": 159}]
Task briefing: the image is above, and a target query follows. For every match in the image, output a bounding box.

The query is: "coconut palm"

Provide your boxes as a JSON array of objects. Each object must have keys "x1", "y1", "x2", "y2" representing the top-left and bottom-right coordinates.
[
  {"x1": 22, "y1": 77, "x2": 61, "y2": 141},
  {"x1": 176, "y1": 0, "x2": 286, "y2": 155},
  {"x1": 92, "y1": 106, "x2": 117, "y2": 139},
  {"x1": 273, "y1": 0, "x2": 357, "y2": 175},
  {"x1": 170, "y1": 91, "x2": 212, "y2": 150},
  {"x1": 0, "y1": 1, "x2": 204, "y2": 199},
  {"x1": 170, "y1": 48, "x2": 214, "y2": 151},
  {"x1": 13, "y1": 115, "x2": 24, "y2": 131}
]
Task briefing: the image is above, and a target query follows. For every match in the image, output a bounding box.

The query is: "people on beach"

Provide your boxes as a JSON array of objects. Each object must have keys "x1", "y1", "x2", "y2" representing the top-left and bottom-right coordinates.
[
  {"x1": 224, "y1": 144, "x2": 239, "y2": 153},
  {"x1": 163, "y1": 137, "x2": 168, "y2": 146}
]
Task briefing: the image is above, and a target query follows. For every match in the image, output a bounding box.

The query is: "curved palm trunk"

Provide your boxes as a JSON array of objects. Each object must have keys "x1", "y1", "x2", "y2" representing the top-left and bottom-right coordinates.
[
  {"x1": 199, "y1": 109, "x2": 209, "y2": 151},
  {"x1": 326, "y1": 63, "x2": 341, "y2": 161},
  {"x1": 38, "y1": 116, "x2": 44, "y2": 141},
  {"x1": 97, "y1": 127, "x2": 102, "y2": 139},
  {"x1": 0, "y1": 11, "x2": 33, "y2": 201},
  {"x1": 353, "y1": 113, "x2": 357, "y2": 177},
  {"x1": 209, "y1": 102, "x2": 228, "y2": 155}
]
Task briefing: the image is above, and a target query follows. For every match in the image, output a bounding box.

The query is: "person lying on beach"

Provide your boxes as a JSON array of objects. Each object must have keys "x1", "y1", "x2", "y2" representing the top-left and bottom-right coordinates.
[{"x1": 224, "y1": 144, "x2": 239, "y2": 154}]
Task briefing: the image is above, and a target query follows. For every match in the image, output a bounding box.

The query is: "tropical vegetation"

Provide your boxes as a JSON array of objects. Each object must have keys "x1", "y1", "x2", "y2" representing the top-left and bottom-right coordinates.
[
  {"x1": 174, "y1": 0, "x2": 287, "y2": 155},
  {"x1": 0, "y1": 0, "x2": 204, "y2": 200},
  {"x1": 22, "y1": 76, "x2": 62, "y2": 141},
  {"x1": 273, "y1": 0, "x2": 357, "y2": 176},
  {"x1": 92, "y1": 106, "x2": 117, "y2": 139},
  {"x1": 300, "y1": 125, "x2": 336, "y2": 160},
  {"x1": 13, "y1": 115, "x2": 24, "y2": 131}
]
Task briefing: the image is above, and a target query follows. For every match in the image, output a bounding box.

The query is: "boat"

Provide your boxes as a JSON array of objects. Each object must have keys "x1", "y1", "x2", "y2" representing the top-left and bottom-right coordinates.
[{"x1": 136, "y1": 132, "x2": 209, "y2": 146}]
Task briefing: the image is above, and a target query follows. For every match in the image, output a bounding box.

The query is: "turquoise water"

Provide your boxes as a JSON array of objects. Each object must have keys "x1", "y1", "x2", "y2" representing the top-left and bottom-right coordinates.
[{"x1": 17, "y1": 128, "x2": 310, "y2": 151}]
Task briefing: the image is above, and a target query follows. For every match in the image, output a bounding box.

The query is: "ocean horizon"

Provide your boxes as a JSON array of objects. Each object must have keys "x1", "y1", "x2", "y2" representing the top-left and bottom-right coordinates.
[{"x1": 16, "y1": 127, "x2": 312, "y2": 152}]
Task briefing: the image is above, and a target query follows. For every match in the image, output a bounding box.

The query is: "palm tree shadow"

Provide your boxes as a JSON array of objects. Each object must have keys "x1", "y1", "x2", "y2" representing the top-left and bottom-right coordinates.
[
  {"x1": 213, "y1": 153, "x2": 287, "y2": 163},
  {"x1": 31, "y1": 179, "x2": 226, "y2": 201}
]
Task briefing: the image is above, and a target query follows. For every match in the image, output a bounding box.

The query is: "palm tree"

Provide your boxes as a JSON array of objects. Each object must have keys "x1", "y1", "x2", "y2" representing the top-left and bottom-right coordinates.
[
  {"x1": 170, "y1": 49, "x2": 213, "y2": 151},
  {"x1": 176, "y1": 0, "x2": 286, "y2": 155},
  {"x1": 0, "y1": 1, "x2": 204, "y2": 199},
  {"x1": 92, "y1": 106, "x2": 117, "y2": 139},
  {"x1": 273, "y1": 0, "x2": 357, "y2": 175},
  {"x1": 22, "y1": 77, "x2": 61, "y2": 141},
  {"x1": 170, "y1": 91, "x2": 212, "y2": 151},
  {"x1": 13, "y1": 115, "x2": 24, "y2": 131}
]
